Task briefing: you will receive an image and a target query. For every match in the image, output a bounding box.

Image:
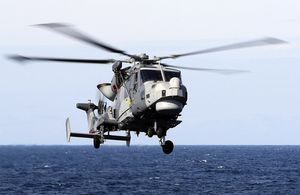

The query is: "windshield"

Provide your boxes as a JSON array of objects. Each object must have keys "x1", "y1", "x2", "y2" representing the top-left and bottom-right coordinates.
[
  {"x1": 164, "y1": 71, "x2": 181, "y2": 82},
  {"x1": 141, "y1": 70, "x2": 163, "y2": 82}
]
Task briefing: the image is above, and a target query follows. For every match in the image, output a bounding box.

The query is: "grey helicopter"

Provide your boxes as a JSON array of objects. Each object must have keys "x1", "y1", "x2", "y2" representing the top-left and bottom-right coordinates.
[{"x1": 8, "y1": 23, "x2": 286, "y2": 154}]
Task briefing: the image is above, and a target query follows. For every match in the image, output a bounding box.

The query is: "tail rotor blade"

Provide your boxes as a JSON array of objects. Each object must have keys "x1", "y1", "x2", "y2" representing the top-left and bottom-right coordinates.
[{"x1": 95, "y1": 89, "x2": 107, "y2": 115}]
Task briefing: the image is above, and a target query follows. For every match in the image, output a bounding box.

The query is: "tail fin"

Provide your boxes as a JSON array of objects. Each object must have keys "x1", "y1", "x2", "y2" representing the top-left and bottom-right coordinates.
[{"x1": 66, "y1": 118, "x2": 71, "y2": 142}]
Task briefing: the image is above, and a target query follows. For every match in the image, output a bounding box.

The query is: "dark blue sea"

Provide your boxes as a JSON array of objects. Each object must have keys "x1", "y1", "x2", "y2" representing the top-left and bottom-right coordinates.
[{"x1": 1, "y1": 145, "x2": 300, "y2": 194}]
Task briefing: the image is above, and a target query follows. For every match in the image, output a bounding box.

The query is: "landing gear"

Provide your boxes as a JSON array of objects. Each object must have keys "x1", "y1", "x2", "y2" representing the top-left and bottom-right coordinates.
[
  {"x1": 152, "y1": 121, "x2": 173, "y2": 154},
  {"x1": 147, "y1": 126, "x2": 154, "y2": 138},
  {"x1": 93, "y1": 126, "x2": 105, "y2": 149},
  {"x1": 159, "y1": 136, "x2": 174, "y2": 154},
  {"x1": 162, "y1": 140, "x2": 174, "y2": 154},
  {"x1": 93, "y1": 136, "x2": 100, "y2": 149},
  {"x1": 153, "y1": 121, "x2": 165, "y2": 138},
  {"x1": 156, "y1": 127, "x2": 165, "y2": 138}
]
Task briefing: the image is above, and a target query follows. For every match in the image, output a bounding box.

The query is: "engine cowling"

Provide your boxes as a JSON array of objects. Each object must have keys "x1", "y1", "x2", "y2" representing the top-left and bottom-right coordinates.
[{"x1": 97, "y1": 83, "x2": 116, "y2": 101}]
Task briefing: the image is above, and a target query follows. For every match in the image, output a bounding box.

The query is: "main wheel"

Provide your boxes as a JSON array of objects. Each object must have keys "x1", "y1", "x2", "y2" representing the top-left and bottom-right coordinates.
[
  {"x1": 147, "y1": 127, "x2": 154, "y2": 138},
  {"x1": 162, "y1": 140, "x2": 174, "y2": 154},
  {"x1": 157, "y1": 127, "x2": 165, "y2": 138},
  {"x1": 93, "y1": 136, "x2": 100, "y2": 149}
]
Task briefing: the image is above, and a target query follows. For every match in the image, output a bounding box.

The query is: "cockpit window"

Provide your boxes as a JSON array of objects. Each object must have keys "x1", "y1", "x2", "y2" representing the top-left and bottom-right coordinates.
[
  {"x1": 164, "y1": 71, "x2": 181, "y2": 82},
  {"x1": 141, "y1": 70, "x2": 163, "y2": 82}
]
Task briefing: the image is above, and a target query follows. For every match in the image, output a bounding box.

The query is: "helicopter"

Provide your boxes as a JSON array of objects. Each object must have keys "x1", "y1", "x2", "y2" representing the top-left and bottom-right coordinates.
[{"x1": 8, "y1": 23, "x2": 286, "y2": 154}]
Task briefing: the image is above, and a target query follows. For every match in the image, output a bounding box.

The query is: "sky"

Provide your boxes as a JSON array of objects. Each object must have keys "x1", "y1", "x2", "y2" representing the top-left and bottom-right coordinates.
[{"x1": 1, "y1": 0, "x2": 300, "y2": 146}]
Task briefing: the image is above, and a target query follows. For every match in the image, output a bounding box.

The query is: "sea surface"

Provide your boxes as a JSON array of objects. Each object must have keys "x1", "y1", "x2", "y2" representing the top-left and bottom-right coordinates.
[{"x1": 1, "y1": 145, "x2": 300, "y2": 194}]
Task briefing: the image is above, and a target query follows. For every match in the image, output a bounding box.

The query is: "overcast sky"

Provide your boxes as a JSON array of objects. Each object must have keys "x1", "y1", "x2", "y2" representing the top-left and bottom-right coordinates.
[{"x1": 1, "y1": 0, "x2": 299, "y2": 146}]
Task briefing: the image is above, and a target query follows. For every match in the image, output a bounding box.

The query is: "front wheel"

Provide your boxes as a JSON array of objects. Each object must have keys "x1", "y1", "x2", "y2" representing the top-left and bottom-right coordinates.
[{"x1": 162, "y1": 140, "x2": 174, "y2": 154}]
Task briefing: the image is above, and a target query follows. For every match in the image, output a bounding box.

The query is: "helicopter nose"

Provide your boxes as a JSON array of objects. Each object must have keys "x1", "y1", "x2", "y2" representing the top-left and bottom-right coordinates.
[{"x1": 156, "y1": 100, "x2": 183, "y2": 115}]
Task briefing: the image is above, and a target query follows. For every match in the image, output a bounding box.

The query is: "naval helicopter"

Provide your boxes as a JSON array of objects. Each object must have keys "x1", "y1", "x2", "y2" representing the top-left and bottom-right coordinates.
[{"x1": 8, "y1": 23, "x2": 286, "y2": 154}]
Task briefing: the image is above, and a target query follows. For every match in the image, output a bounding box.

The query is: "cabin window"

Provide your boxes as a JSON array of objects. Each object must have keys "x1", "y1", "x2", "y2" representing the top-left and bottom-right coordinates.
[
  {"x1": 141, "y1": 70, "x2": 163, "y2": 83},
  {"x1": 133, "y1": 72, "x2": 138, "y2": 90},
  {"x1": 164, "y1": 71, "x2": 181, "y2": 82}
]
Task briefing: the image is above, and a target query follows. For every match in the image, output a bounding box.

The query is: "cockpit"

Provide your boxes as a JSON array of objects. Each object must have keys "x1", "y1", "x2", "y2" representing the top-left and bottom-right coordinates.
[
  {"x1": 140, "y1": 69, "x2": 181, "y2": 83},
  {"x1": 164, "y1": 70, "x2": 181, "y2": 82}
]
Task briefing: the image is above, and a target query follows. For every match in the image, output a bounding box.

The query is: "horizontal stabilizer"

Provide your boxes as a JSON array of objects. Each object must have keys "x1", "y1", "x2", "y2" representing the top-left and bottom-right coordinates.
[
  {"x1": 70, "y1": 132, "x2": 131, "y2": 142},
  {"x1": 65, "y1": 118, "x2": 130, "y2": 146}
]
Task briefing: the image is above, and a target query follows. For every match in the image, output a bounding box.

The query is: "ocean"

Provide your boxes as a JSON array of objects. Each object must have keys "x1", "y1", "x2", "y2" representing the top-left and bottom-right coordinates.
[{"x1": 1, "y1": 145, "x2": 300, "y2": 194}]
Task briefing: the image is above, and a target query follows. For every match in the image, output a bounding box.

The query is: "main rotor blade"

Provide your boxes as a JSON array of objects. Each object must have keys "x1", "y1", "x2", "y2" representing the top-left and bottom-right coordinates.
[
  {"x1": 161, "y1": 63, "x2": 249, "y2": 74},
  {"x1": 35, "y1": 23, "x2": 133, "y2": 58},
  {"x1": 156, "y1": 37, "x2": 287, "y2": 60},
  {"x1": 7, "y1": 55, "x2": 117, "y2": 64}
]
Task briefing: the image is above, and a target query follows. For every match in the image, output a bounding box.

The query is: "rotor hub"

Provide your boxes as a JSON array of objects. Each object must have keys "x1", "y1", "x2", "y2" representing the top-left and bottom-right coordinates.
[{"x1": 139, "y1": 53, "x2": 149, "y2": 60}]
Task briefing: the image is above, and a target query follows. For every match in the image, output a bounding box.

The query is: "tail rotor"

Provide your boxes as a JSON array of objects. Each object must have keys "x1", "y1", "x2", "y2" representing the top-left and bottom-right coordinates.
[{"x1": 96, "y1": 88, "x2": 107, "y2": 116}]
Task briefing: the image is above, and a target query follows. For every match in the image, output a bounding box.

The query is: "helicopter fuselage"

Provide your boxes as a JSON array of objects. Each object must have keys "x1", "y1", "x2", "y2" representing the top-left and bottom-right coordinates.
[{"x1": 99, "y1": 63, "x2": 187, "y2": 136}]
